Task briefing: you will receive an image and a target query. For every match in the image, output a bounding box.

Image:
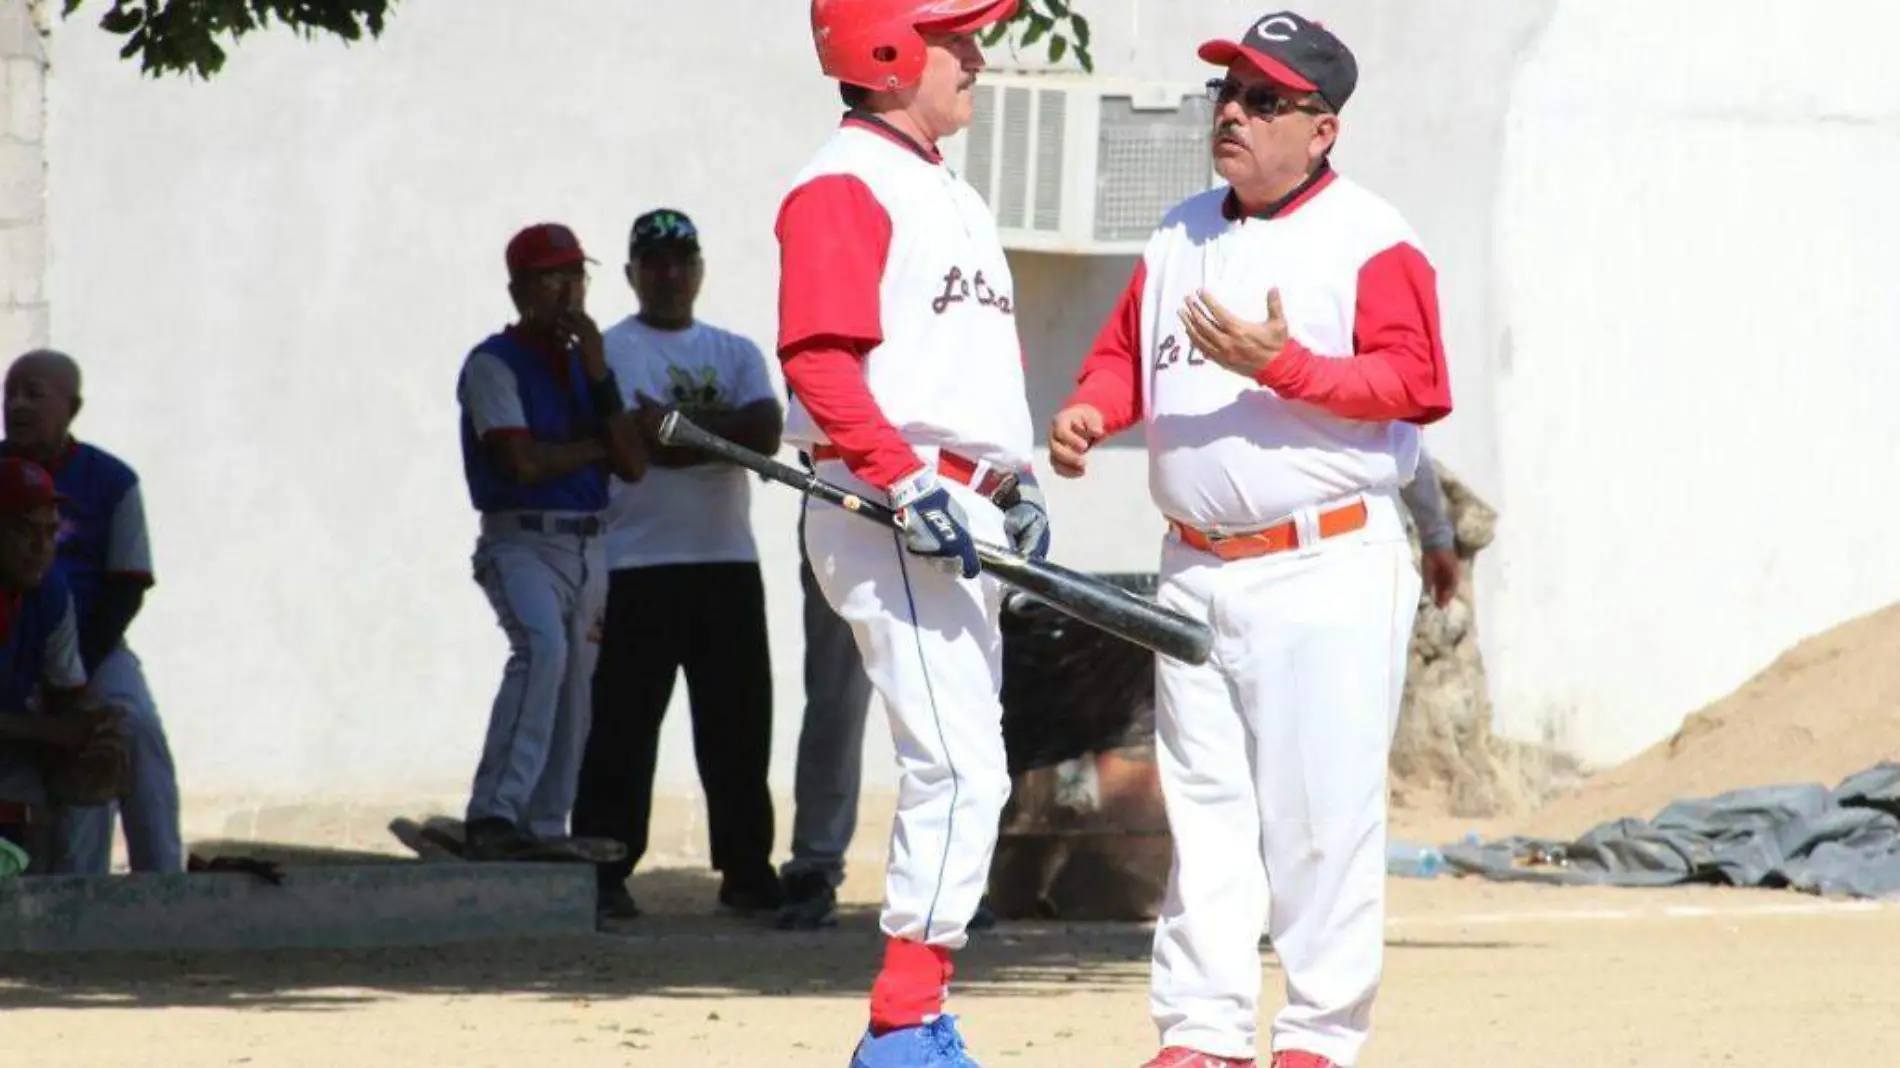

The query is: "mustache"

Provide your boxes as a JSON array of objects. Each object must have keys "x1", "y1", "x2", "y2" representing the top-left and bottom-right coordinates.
[{"x1": 1214, "y1": 119, "x2": 1248, "y2": 145}]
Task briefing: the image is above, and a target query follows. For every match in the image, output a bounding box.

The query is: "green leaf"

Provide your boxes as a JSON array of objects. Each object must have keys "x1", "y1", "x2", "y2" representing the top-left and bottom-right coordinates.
[
  {"x1": 981, "y1": 20, "x2": 1011, "y2": 46},
  {"x1": 99, "y1": 5, "x2": 143, "y2": 34},
  {"x1": 1046, "y1": 0, "x2": 1070, "y2": 15},
  {"x1": 1074, "y1": 42, "x2": 1093, "y2": 73},
  {"x1": 66, "y1": 0, "x2": 396, "y2": 79},
  {"x1": 1021, "y1": 13, "x2": 1051, "y2": 47},
  {"x1": 1048, "y1": 35, "x2": 1067, "y2": 64},
  {"x1": 1072, "y1": 14, "x2": 1091, "y2": 48}
]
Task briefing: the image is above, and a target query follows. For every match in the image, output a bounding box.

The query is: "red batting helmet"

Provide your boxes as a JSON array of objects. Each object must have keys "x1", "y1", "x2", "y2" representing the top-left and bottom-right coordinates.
[{"x1": 812, "y1": 0, "x2": 1020, "y2": 92}]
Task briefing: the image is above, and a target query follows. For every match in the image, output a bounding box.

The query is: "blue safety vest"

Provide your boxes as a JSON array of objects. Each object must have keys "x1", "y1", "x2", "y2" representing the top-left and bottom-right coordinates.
[
  {"x1": 459, "y1": 330, "x2": 608, "y2": 514},
  {"x1": 46, "y1": 442, "x2": 140, "y2": 627}
]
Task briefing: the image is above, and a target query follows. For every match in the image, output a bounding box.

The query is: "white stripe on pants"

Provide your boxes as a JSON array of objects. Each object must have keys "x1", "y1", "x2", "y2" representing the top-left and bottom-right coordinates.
[
  {"x1": 802, "y1": 463, "x2": 1011, "y2": 949},
  {"x1": 466, "y1": 527, "x2": 606, "y2": 839},
  {"x1": 1149, "y1": 491, "x2": 1420, "y2": 1066}
]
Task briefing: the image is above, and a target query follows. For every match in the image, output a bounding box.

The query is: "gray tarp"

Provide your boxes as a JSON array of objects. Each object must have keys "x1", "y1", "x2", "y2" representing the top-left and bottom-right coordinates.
[{"x1": 1441, "y1": 762, "x2": 1900, "y2": 899}]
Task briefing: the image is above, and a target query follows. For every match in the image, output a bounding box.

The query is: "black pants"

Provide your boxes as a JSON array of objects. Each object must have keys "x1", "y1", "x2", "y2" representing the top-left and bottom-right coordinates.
[{"x1": 573, "y1": 562, "x2": 776, "y2": 889}]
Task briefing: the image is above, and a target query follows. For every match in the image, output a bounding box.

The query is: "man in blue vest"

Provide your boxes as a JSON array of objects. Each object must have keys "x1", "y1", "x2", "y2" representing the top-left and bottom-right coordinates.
[
  {"x1": 457, "y1": 222, "x2": 649, "y2": 862},
  {"x1": 0, "y1": 456, "x2": 124, "y2": 868},
  {"x1": 1, "y1": 348, "x2": 181, "y2": 873}
]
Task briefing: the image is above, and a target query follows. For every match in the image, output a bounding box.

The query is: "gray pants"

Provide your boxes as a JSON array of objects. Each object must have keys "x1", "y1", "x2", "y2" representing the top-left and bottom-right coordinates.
[
  {"x1": 466, "y1": 518, "x2": 606, "y2": 839},
  {"x1": 52, "y1": 644, "x2": 184, "y2": 873},
  {"x1": 780, "y1": 502, "x2": 875, "y2": 886}
]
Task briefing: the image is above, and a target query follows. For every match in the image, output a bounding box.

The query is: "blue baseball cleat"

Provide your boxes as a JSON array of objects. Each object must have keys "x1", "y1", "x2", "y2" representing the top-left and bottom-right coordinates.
[{"x1": 848, "y1": 1015, "x2": 983, "y2": 1067}]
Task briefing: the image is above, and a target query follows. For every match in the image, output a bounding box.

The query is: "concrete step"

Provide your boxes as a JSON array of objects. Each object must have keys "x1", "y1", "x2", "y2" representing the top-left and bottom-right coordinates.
[{"x1": 0, "y1": 861, "x2": 598, "y2": 954}]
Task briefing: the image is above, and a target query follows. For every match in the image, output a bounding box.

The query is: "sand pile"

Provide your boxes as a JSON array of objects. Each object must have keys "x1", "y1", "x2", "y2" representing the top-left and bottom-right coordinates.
[{"x1": 1518, "y1": 600, "x2": 1900, "y2": 839}]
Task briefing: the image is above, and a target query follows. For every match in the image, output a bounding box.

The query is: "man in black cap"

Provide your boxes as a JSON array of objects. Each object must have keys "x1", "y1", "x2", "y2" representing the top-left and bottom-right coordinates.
[
  {"x1": 1049, "y1": 11, "x2": 1453, "y2": 1068},
  {"x1": 572, "y1": 208, "x2": 785, "y2": 922}
]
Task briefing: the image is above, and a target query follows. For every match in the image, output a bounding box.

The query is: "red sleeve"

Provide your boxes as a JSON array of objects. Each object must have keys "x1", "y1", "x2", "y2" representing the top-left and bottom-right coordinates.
[
  {"x1": 776, "y1": 174, "x2": 891, "y2": 353},
  {"x1": 782, "y1": 337, "x2": 925, "y2": 489},
  {"x1": 1063, "y1": 259, "x2": 1146, "y2": 435},
  {"x1": 1256, "y1": 242, "x2": 1452, "y2": 425},
  {"x1": 775, "y1": 177, "x2": 922, "y2": 490}
]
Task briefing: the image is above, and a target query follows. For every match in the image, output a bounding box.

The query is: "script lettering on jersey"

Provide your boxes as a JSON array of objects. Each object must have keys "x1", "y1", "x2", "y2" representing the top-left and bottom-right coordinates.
[
  {"x1": 1155, "y1": 332, "x2": 1206, "y2": 371},
  {"x1": 931, "y1": 266, "x2": 1015, "y2": 316}
]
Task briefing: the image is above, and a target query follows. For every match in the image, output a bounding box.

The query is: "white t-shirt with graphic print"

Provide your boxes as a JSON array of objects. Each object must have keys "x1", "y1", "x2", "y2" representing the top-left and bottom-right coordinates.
[{"x1": 600, "y1": 315, "x2": 778, "y2": 569}]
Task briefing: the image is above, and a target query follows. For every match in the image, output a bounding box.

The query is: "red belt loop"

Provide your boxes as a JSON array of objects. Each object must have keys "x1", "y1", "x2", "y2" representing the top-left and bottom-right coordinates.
[{"x1": 809, "y1": 444, "x2": 1014, "y2": 500}]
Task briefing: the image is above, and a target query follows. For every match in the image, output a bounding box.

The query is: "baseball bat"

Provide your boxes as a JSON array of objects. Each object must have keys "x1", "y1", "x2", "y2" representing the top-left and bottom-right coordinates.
[{"x1": 655, "y1": 412, "x2": 1214, "y2": 666}]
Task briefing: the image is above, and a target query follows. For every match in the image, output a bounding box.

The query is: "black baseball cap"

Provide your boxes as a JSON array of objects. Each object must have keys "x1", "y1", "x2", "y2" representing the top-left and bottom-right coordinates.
[
  {"x1": 629, "y1": 208, "x2": 700, "y2": 258},
  {"x1": 1199, "y1": 11, "x2": 1358, "y2": 112}
]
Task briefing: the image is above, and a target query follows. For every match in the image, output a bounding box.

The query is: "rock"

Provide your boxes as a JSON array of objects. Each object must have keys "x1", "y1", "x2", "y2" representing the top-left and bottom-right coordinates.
[{"x1": 1389, "y1": 459, "x2": 1563, "y2": 818}]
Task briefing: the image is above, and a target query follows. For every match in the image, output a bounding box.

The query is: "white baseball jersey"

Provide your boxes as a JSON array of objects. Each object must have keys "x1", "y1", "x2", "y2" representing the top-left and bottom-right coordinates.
[
  {"x1": 774, "y1": 113, "x2": 1028, "y2": 964},
  {"x1": 598, "y1": 315, "x2": 776, "y2": 569},
  {"x1": 776, "y1": 118, "x2": 1033, "y2": 482},
  {"x1": 1074, "y1": 168, "x2": 1452, "y2": 532},
  {"x1": 1067, "y1": 164, "x2": 1455, "y2": 1065}
]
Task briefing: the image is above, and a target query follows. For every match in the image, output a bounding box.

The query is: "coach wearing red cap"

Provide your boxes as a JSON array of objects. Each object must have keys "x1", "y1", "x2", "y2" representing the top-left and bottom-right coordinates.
[
  {"x1": 454, "y1": 223, "x2": 649, "y2": 862},
  {"x1": 1051, "y1": 11, "x2": 1453, "y2": 1068}
]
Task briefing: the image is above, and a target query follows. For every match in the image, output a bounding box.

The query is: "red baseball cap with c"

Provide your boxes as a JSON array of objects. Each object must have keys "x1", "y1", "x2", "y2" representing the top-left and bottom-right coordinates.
[
  {"x1": 0, "y1": 457, "x2": 64, "y2": 517},
  {"x1": 1200, "y1": 10, "x2": 1358, "y2": 111},
  {"x1": 505, "y1": 222, "x2": 595, "y2": 275}
]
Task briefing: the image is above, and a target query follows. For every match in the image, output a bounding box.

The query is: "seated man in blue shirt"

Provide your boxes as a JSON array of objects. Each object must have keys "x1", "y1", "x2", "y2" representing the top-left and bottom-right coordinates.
[
  {"x1": 0, "y1": 457, "x2": 122, "y2": 869},
  {"x1": 3, "y1": 348, "x2": 181, "y2": 874}
]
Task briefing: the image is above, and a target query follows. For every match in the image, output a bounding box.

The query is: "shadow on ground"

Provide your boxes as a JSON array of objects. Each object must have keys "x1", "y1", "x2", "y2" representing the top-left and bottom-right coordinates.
[{"x1": 0, "y1": 865, "x2": 1526, "y2": 1011}]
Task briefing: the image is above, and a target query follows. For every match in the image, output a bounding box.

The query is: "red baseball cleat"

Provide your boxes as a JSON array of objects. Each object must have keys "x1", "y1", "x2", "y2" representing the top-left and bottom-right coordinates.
[
  {"x1": 1270, "y1": 1053, "x2": 1338, "y2": 1068},
  {"x1": 1139, "y1": 1048, "x2": 1257, "y2": 1068}
]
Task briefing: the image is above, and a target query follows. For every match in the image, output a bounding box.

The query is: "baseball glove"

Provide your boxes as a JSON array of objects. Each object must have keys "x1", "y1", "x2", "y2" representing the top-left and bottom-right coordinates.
[{"x1": 42, "y1": 713, "x2": 132, "y2": 807}]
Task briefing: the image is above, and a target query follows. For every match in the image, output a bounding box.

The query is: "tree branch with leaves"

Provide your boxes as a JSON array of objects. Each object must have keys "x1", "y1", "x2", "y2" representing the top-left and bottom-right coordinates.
[
  {"x1": 59, "y1": 0, "x2": 395, "y2": 79},
  {"x1": 985, "y1": 0, "x2": 1092, "y2": 72}
]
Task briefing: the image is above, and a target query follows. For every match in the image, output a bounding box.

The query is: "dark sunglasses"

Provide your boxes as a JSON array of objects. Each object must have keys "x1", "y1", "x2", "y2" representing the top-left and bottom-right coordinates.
[{"x1": 1205, "y1": 77, "x2": 1330, "y2": 119}]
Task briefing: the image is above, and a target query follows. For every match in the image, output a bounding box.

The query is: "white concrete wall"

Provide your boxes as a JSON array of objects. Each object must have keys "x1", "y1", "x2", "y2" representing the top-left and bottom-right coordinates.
[
  {"x1": 33, "y1": 0, "x2": 1900, "y2": 816},
  {"x1": 1, "y1": 0, "x2": 47, "y2": 357},
  {"x1": 1485, "y1": 1, "x2": 1900, "y2": 762}
]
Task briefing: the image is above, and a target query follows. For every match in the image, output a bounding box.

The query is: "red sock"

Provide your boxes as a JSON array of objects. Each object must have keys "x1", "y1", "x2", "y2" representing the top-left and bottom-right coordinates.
[{"x1": 868, "y1": 937, "x2": 954, "y2": 1035}]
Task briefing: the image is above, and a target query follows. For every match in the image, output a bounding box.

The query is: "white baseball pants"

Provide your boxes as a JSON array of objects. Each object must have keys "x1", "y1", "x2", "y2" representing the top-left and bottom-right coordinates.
[
  {"x1": 1149, "y1": 490, "x2": 1420, "y2": 1066},
  {"x1": 466, "y1": 523, "x2": 606, "y2": 839},
  {"x1": 51, "y1": 643, "x2": 184, "y2": 873},
  {"x1": 801, "y1": 462, "x2": 1012, "y2": 950}
]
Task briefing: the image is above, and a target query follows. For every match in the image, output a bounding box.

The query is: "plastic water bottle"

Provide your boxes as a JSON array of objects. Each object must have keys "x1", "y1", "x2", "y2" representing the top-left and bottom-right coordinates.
[{"x1": 1386, "y1": 840, "x2": 1445, "y2": 879}]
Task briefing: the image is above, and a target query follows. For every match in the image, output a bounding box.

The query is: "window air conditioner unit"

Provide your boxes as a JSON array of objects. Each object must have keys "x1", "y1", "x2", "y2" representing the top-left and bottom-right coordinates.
[{"x1": 941, "y1": 72, "x2": 1218, "y2": 256}]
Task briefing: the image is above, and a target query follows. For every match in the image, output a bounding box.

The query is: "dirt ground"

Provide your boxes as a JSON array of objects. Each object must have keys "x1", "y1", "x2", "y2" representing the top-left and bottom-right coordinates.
[{"x1": 4, "y1": 847, "x2": 1895, "y2": 1068}]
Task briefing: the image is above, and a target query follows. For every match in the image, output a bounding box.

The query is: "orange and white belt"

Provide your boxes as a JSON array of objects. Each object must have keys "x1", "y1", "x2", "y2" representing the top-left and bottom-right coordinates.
[{"x1": 1170, "y1": 498, "x2": 1370, "y2": 562}]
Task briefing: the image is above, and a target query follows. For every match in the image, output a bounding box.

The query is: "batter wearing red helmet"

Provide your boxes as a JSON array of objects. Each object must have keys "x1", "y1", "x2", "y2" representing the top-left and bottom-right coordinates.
[{"x1": 775, "y1": 2, "x2": 1045, "y2": 1066}]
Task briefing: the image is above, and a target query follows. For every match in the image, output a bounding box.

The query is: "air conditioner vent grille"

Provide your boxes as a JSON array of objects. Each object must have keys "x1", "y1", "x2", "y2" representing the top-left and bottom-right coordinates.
[
  {"x1": 996, "y1": 86, "x2": 1033, "y2": 229},
  {"x1": 945, "y1": 76, "x2": 1214, "y2": 255},
  {"x1": 1093, "y1": 94, "x2": 1214, "y2": 242},
  {"x1": 965, "y1": 85, "x2": 997, "y2": 200},
  {"x1": 1033, "y1": 90, "x2": 1066, "y2": 232}
]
